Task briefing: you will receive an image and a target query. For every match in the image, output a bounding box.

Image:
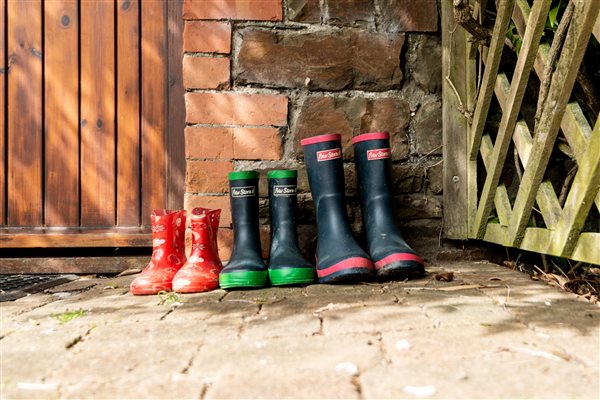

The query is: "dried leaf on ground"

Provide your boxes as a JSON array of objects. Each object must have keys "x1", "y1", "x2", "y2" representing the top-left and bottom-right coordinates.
[
  {"x1": 434, "y1": 272, "x2": 454, "y2": 282},
  {"x1": 117, "y1": 268, "x2": 143, "y2": 277},
  {"x1": 438, "y1": 284, "x2": 485, "y2": 291}
]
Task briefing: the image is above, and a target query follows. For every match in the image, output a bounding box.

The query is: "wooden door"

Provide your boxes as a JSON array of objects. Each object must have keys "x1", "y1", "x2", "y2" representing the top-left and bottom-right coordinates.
[{"x1": 0, "y1": 0, "x2": 184, "y2": 248}]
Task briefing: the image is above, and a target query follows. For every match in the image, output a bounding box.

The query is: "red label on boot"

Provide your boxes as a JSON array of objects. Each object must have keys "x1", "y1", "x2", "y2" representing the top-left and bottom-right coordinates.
[
  {"x1": 367, "y1": 148, "x2": 390, "y2": 160},
  {"x1": 316, "y1": 148, "x2": 342, "y2": 162}
]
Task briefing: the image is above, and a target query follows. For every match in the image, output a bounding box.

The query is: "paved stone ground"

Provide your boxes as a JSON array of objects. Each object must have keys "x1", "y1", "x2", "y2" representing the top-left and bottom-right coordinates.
[{"x1": 1, "y1": 260, "x2": 599, "y2": 399}]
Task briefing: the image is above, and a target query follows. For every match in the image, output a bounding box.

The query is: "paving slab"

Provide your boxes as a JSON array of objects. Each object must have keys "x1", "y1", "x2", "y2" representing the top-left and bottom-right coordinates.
[{"x1": 1, "y1": 260, "x2": 598, "y2": 399}]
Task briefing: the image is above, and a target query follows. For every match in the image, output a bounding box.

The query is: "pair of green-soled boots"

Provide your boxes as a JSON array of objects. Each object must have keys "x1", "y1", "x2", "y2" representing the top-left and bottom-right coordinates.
[{"x1": 218, "y1": 170, "x2": 316, "y2": 289}]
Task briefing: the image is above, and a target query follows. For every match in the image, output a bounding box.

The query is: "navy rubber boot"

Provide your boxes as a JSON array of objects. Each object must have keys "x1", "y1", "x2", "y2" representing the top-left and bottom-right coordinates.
[
  {"x1": 219, "y1": 171, "x2": 267, "y2": 289},
  {"x1": 352, "y1": 132, "x2": 425, "y2": 279},
  {"x1": 267, "y1": 170, "x2": 316, "y2": 286},
  {"x1": 301, "y1": 133, "x2": 374, "y2": 283}
]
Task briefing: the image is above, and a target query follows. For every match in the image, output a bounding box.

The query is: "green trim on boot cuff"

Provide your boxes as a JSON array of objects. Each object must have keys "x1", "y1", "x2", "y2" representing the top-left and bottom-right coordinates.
[
  {"x1": 229, "y1": 171, "x2": 260, "y2": 181},
  {"x1": 267, "y1": 170, "x2": 297, "y2": 179}
]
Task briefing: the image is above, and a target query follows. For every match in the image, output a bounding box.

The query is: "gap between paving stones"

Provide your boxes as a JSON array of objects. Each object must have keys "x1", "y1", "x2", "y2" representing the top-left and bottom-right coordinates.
[{"x1": 2, "y1": 260, "x2": 598, "y2": 399}]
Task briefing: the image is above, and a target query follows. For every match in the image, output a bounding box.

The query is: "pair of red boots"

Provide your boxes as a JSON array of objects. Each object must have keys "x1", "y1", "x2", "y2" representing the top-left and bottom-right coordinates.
[{"x1": 130, "y1": 208, "x2": 223, "y2": 295}]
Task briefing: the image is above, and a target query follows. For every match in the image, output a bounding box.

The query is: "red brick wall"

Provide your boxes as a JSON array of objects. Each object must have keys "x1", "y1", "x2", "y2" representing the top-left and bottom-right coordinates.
[{"x1": 182, "y1": 0, "x2": 442, "y2": 260}]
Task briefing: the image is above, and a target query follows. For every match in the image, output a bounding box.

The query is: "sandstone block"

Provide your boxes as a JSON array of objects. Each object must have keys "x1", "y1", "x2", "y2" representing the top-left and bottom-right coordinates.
[
  {"x1": 236, "y1": 29, "x2": 404, "y2": 91},
  {"x1": 287, "y1": 0, "x2": 320, "y2": 23},
  {"x1": 294, "y1": 95, "x2": 411, "y2": 160},
  {"x1": 414, "y1": 100, "x2": 442, "y2": 155},
  {"x1": 328, "y1": 0, "x2": 375, "y2": 27},
  {"x1": 412, "y1": 34, "x2": 442, "y2": 93},
  {"x1": 378, "y1": 0, "x2": 438, "y2": 32}
]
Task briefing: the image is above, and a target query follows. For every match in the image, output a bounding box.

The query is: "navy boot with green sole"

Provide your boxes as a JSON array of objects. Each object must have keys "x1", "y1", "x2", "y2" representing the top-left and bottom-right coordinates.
[
  {"x1": 267, "y1": 170, "x2": 316, "y2": 286},
  {"x1": 219, "y1": 171, "x2": 268, "y2": 289}
]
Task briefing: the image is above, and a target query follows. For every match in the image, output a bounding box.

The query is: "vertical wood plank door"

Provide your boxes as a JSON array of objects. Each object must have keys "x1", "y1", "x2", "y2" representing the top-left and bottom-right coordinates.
[{"x1": 0, "y1": 0, "x2": 185, "y2": 249}]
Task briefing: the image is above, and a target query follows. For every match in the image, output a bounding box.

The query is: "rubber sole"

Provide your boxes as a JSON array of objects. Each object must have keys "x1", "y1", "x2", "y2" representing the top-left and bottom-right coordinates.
[
  {"x1": 219, "y1": 270, "x2": 268, "y2": 289},
  {"x1": 269, "y1": 267, "x2": 316, "y2": 286},
  {"x1": 318, "y1": 267, "x2": 373, "y2": 284},
  {"x1": 376, "y1": 260, "x2": 425, "y2": 280}
]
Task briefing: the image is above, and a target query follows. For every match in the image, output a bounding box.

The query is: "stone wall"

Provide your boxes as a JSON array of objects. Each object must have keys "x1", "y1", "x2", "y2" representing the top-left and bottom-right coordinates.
[{"x1": 182, "y1": 0, "x2": 443, "y2": 259}]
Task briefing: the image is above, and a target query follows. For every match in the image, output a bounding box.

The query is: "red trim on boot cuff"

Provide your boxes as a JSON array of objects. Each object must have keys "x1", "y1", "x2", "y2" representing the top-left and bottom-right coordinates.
[
  {"x1": 351, "y1": 132, "x2": 390, "y2": 144},
  {"x1": 301, "y1": 133, "x2": 341, "y2": 146},
  {"x1": 374, "y1": 253, "x2": 424, "y2": 270},
  {"x1": 317, "y1": 257, "x2": 374, "y2": 278}
]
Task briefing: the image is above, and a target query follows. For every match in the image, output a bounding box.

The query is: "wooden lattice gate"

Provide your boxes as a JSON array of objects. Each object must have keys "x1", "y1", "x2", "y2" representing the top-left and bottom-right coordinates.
[{"x1": 442, "y1": 0, "x2": 600, "y2": 265}]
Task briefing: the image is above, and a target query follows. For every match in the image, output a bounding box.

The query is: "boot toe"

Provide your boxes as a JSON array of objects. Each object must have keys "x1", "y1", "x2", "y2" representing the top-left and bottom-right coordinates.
[
  {"x1": 316, "y1": 256, "x2": 374, "y2": 284},
  {"x1": 130, "y1": 276, "x2": 172, "y2": 295},
  {"x1": 172, "y1": 275, "x2": 219, "y2": 293},
  {"x1": 374, "y1": 253, "x2": 425, "y2": 280}
]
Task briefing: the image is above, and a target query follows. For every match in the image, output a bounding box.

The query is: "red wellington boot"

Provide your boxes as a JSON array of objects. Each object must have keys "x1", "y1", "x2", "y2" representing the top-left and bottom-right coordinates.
[
  {"x1": 130, "y1": 210, "x2": 187, "y2": 295},
  {"x1": 172, "y1": 208, "x2": 223, "y2": 293}
]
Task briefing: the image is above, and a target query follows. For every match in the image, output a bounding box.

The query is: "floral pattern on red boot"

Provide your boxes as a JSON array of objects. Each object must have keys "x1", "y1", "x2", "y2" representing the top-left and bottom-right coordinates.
[
  {"x1": 130, "y1": 209, "x2": 187, "y2": 295},
  {"x1": 172, "y1": 208, "x2": 223, "y2": 293}
]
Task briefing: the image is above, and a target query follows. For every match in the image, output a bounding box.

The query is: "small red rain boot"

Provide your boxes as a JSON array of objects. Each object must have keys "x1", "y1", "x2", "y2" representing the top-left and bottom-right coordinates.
[
  {"x1": 130, "y1": 209, "x2": 187, "y2": 295},
  {"x1": 172, "y1": 208, "x2": 223, "y2": 293}
]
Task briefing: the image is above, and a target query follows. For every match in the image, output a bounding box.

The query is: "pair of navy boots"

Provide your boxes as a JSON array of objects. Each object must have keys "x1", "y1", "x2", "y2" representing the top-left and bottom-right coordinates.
[
  {"x1": 219, "y1": 170, "x2": 316, "y2": 289},
  {"x1": 301, "y1": 132, "x2": 425, "y2": 284}
]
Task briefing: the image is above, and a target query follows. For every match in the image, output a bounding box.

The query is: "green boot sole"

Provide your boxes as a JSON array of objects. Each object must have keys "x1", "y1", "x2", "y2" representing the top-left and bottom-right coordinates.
[
  {"x1": 268, "y1": 267, "x2": 315, "y2": 286},
  {"x1": 219, "y1": 270, "x2": 268, "y2": 289}
]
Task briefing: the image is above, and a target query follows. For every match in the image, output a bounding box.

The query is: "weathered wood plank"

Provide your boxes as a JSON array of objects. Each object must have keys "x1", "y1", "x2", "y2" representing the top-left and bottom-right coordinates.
[
  {"x1": 442, "y1": 0, "x2": 470, "y2": 239},
  {"x1": 514, "y1": 0, "x2": 599, "y2": 215},
  {"x1": 80, "y1": 0, "x2": 116, "y2": 226},
  {"x1": 166, "y1": 0, "x2": 186, "y2": 211},
  {"x1": 0, "y1": 229, "x2": 151, "y2": 248},
  {"x1": 561, "y1": 102, "x2": 600, "y2": 211},
  {"x1": 493, "y1": 72, "x2": 562, "y2": 228},
  {"x1": 469, "y1": 0, "x2": 515, "y2": 160},
  {"x1": 482, "y1": 222, "x2": 509, "y2": 245},
  {"x1": 508, "y1": 0, "x2": 599, "y2": 246},
  {"x1": 141, "y1": 0, "x2": 167, "y2": 228},
  {"x1": 117, "y1": 0, "x2": 141, "y2": 227},
  {"x1": 472, "y1": 0, "x2": 550, "y2": 239},
  {"x1": 480, "y1": 134, "x2": 512, "y2": 226},
  {"x1": 44, "y1": 0, "x2": 79, "y2": 227},
  {"x1": 571, "y1": 233, "x2": 600, "y2": 265},
  {"x1": 0, "y1": 256, "x2": 150, "y2": 274},
  {"x1": 7, "y1": 0, "x2": 43, "y2": 226},
  {"x1": 593, "y1": 10, "x2": 600, "y2": 43},
  {"x1": 485, "y1": 224, "x2": 600, "y2": 266},
  {"x1": 0, "y1": 0, "x2": 5, "y2": 225},
  {"x1": 548, "y1": 116, "x2": 600, "y2": 257}
]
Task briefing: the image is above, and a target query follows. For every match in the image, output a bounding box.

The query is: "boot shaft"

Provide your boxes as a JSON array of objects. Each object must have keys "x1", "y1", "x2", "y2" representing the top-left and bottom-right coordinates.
[
  {"x1": 151, "y1": 209, "x2": 186, "y2": 257},
  {"x1": 189, "y1": 207, "x2": 221, "y2": 260},
  {"x1": 301, "y1": 133, "x2": 346, "y2": 199},
  {"x1": 352, "y1": 132, "x2": 394, "y2": 198},
  {"x1": 268, "y1": 170, "x2": 300, "y2": 246},
  {"x1": 352, "y1": 132, "x2": 397, "y2": 227},
  {"x1": 228, "y1": 171, "x2": 262, "y2": 257}
]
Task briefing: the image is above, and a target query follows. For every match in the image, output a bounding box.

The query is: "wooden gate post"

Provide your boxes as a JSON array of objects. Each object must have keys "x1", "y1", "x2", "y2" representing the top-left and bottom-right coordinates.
[{"x1": 442, "y1": 0, "x2": 473, "y2": 239}]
